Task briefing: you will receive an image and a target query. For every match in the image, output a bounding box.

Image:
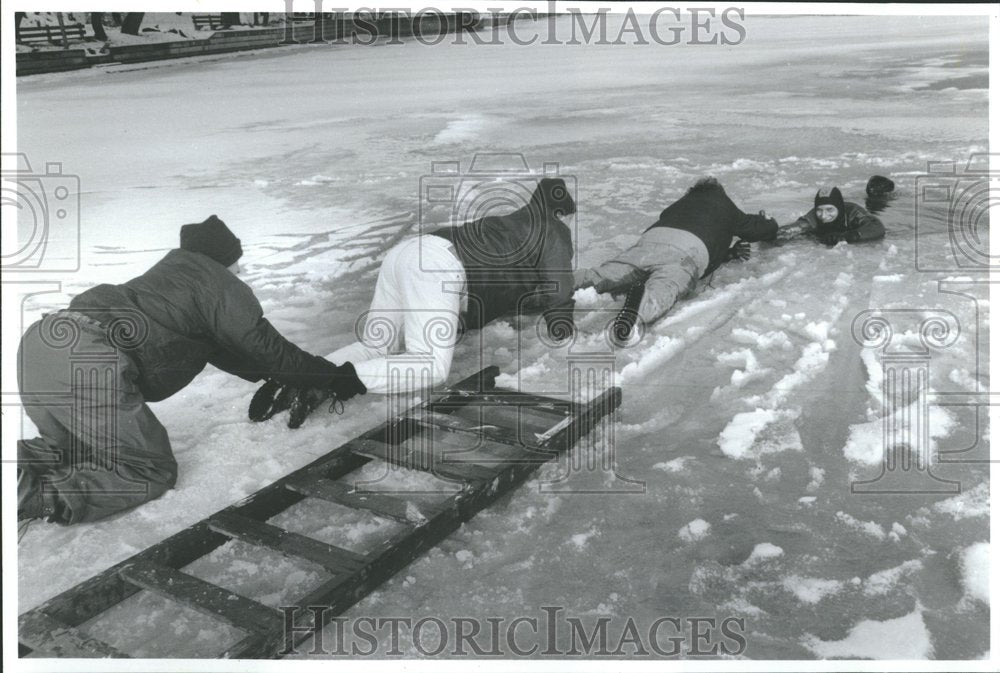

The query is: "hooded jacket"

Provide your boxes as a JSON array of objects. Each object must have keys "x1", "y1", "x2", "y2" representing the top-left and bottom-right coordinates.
[
  {"x1": 794, "y1": 187, "x2": 885, "y2": 243},
  {"x1": 430, "y1": 178, "x2": 576, "y2": 338},
  {"x1": 646, "y1": 178, "x2": 778, "y2": 276},
  {"x1": 69, "y1": 248, "x2": 340, "y2": 401}
]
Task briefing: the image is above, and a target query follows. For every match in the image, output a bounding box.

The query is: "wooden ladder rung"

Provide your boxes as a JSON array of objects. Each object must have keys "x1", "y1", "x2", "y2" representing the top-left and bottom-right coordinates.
[
  {"x1": 432, "y1": 392, "x2": 575, "y2": 416},
  {"x1": 405, "y1": 416, "x2": 554, "y2": 466},
  {"x1": 287, "y1": 474, "x2": 441, "y2": 525},
  {"x1": 351, "y1": 437, "x2": 502, "y2": 483},
  {"x1": 118, "y1": 561, "x2": 283, "y2": 635},
  {"x1": 19, "y1": 611, "x2": 129, "y2": 658},
  {"x1": 405, "y1": 410, "x2": 546, "y2": 450},
  {"x1": 207, "y1": 510, "x2": 368, "y2": 573}
]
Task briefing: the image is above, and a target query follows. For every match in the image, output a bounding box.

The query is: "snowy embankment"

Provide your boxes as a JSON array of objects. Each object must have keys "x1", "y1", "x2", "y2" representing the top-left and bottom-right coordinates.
[{"x1": 13, "y1": 13, "x2": 989, "y2": 660}]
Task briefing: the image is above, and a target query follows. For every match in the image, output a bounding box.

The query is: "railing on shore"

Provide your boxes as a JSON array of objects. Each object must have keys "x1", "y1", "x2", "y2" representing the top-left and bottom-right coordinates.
[{"x1": 17, "y1": 12, "x2": 522, "y2": 76}]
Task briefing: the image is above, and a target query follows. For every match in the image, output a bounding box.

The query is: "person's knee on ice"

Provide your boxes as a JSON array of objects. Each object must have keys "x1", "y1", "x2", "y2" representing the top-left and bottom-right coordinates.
[{"x1": 18, "y1": 215, "x2": 351, "y2": 526}]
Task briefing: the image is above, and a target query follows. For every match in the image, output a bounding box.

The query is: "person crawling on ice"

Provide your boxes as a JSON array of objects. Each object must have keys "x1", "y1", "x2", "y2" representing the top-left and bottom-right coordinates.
[
  {"x1": 787, "y1": 186, "x2": 886, "y2": 245},
  {"x1": 16, "y1": 216, "x2": 365, "y2": 527},
  {"x1": 574, "y1": 177, "x2": 778, "y2": 327},
  {"x1": 250, "y1": 177, "x2": 577, "y2": 428}
]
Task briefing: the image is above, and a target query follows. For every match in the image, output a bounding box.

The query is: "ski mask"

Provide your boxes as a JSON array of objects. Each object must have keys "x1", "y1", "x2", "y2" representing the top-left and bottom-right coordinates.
[{"x1": 814, "y1": 187, "x2": 846, "y2": 230}]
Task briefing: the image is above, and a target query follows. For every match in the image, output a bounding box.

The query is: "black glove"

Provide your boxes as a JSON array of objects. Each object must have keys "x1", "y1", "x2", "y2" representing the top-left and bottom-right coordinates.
[
  {"x1": 727, "y1": 239, "x2": 751, "y2": 262},
  {"x1": 818, "y1": 231, "x2": 845, "y2": 246},
  {"x1": 248, "y1": 379, "x2": 296, "y2": 422},
  {"x1": 287, "y1": 362, "x2": 367, "y2": 429}
]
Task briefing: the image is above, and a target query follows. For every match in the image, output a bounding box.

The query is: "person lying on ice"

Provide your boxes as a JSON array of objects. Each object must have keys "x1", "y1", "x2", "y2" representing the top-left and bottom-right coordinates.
[
  {"x1": 16, "y1": 216, "x2": 365, "y2": 526},
  {"x1": 250, "y1": 177, "x2": 577, "y2": 428},
  {"x1": 574, "y1": 177, "x2": 778, "y2": 326},
  {"x1": 786, "y1": 186, "x2": 886, "y2": 245}
]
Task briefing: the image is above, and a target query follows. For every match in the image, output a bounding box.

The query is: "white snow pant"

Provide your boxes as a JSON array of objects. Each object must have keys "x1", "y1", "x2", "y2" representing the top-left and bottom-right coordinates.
[
  {"x1": 326, "y1": 236, "x2": 466, "y2": 394},
  {"x1": 579, "y1": 227, "x2": 710, "y2": 325}
]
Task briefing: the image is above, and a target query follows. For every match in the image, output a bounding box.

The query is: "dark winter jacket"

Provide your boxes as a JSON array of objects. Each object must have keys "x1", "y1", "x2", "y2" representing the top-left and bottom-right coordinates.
[
  {"x1": 793, "y1": 202, "x2": 886, "y2": 243},
  {"x1": 647, "y1": 179, "x2": 778, "y2": 276},
  {"x1": 69, "y1": 249, "x2": 339, "y2": 401},
  {"x1": 430, "y1": 178, "x2": 576, "y2": 338}
]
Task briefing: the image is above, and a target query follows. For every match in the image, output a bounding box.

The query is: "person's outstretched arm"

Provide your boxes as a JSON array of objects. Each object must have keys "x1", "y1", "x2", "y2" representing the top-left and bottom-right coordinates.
[
  {"x1": 200, "y1": 270, "x2": 341, "y2": 389},
  {"x1": 734, "y1": 212, "x2": 779, "y2": 242},
  {"x1": 773, "y1": 211, "x2": 817, "y2": 242}
]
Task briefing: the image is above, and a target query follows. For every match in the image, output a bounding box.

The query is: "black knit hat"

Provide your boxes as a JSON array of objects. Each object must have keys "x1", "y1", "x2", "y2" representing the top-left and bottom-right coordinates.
[{"x1": 180, "y1": 215, "x2": 243, "y2": 267}]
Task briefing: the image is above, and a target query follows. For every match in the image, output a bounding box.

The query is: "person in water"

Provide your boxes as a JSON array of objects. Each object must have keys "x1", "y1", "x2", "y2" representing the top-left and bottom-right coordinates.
[{"x1": 788, "y1": 186, "x2": 886, "y2": 245}]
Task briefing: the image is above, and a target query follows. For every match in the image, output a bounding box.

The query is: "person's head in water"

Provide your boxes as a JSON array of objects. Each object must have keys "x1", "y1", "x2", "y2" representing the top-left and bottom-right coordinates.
[
  {"x1": 865, "y1": 175, "x2": 895, "y2": 214},
  {"x1": 814, "y1": 187, "x2": 846, "y2": 229}
]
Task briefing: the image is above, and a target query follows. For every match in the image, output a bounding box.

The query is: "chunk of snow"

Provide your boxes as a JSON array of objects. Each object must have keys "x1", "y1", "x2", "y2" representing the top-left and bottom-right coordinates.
[
  {"x1": 933, "y1": 483, "x2": 989, "y2": 520},
  {"x1": 718, "y1": 408, "x2": 778, "y2": 459},
  {"x1": 803, "y1": 608, "x2": 932, "y2": 659},
  {"x1": 949, "y1": 368, "x2": 985, "y2": 392},
  {"x1": 743, "y1": 542, "x2": 783, "y2": 565},
  {"x1": 807, "y1": 467, "x2": 825, "y2": 491},
  {"x1": 782, "y1": 575, "x2": 843, "y2": 604},
  {"x1": 620, "y1": 335, "x2": 685, "y2": 383},
  {"x1": 571, "y1": 528, "x2": 598, "y2": 549},
  {"x1": 843, "y1": 401, "x2": 955, "y2": 466},
  {"x1": 718, "y1": 408, "x2": 800, "y2": 459},
  {"x1": 653, "y1": 457, "x2": 693, "y2": 473},
  {"x1": 836, "y1": 511, "x2": 886, "y2": 539},
  {"x1": 863, "y1": 559, "x2": 922, "y2": 596},
  {"x1": 678, "y1": 519, "x2": 711, "y2": 542},
  {"x1": 961, "y1": 542, "x2": 989, "y2": 604},
  {"x1": 804, "y1": 321, "x2": 830, "y2": 342}
]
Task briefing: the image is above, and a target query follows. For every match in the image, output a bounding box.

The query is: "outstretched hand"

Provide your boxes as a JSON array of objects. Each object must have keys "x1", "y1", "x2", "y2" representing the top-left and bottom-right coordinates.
[
  {"x1": 727, "y1": 239, "x2": 751, "y2": 262},
  {"x1": 249, "y1": 381, "x2": 334, "y2": 428}
]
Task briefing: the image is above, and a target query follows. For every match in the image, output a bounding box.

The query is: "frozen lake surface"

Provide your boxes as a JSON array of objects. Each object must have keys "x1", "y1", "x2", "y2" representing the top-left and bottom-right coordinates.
[{"x1": 14, "y1": 14, "x2": 989, "y2": 660}]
